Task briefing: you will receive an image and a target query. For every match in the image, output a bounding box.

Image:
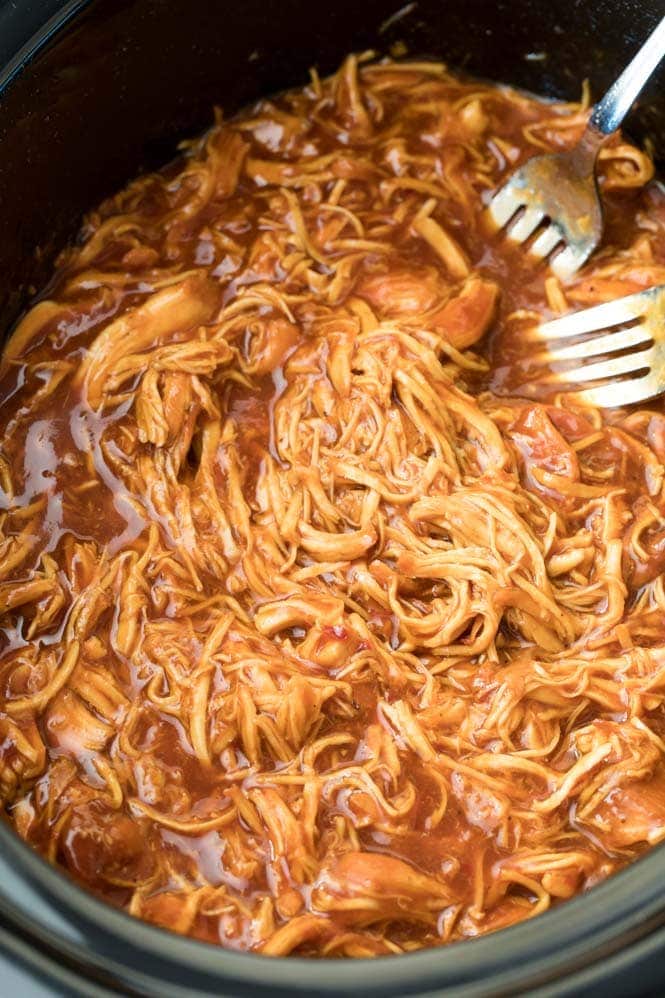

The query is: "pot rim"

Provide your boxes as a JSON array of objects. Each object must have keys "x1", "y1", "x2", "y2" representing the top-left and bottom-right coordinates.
[
  {"x1": 1, "y1": 2, "x2": 665, "y2": 995},
  {"x1": 2, "y1": 802, "x2": 665, "y2": 996}
]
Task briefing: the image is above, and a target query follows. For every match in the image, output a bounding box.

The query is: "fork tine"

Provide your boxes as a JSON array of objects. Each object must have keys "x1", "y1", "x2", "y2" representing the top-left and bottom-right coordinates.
[
  {"x1": 489, "y1": 186, "x2": 522, "y2": 229},
  {"x1": 536, "y1": 294, "x2": 646, "y2": 341},
  {"x1": 543, "y1": 324, "x2": 651, "y2": 363},
  {"x1": 507, "y1": 207, "x2": 544, "y2": 244},
  {"x1": 551, "y1": 349, "x2": 652, "y2": 385},
  {"x1": 530, "y1": 225, "x2": 563, "y2": 260},
  {"x1": 550, "y1": 244, "x2": 591, "y2": 281},
  {"x1": 576, "y1": 372, "x2": 661, "y2": 408}
]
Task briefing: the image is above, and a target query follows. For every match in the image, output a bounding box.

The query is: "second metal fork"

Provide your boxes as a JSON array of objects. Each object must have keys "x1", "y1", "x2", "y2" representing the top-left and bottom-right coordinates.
[{"x1": 526, "y1": 284, "x2": 665, "y2": 407}]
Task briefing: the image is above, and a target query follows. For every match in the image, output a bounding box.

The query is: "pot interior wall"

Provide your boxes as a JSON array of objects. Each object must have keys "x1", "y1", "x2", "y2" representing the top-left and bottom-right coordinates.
[
  {"x1": 2, "y1": 2, "x2": 665, "y2": 995},
  {"x1": 1, "y1": 0, "x2": 664, "y2": 337}
]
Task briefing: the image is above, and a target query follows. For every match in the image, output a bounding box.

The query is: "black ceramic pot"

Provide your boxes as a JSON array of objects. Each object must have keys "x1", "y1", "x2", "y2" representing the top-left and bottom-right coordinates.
[{"x1": 2, "y1": 2, "x2": 665, "y2": 995}]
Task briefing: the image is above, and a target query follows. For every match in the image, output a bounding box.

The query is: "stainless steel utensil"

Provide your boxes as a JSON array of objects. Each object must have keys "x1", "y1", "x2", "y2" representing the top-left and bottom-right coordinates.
[
  {"x1": 528, "y1": 283, "x2": 665, "y2": 406},
  {"x1": 489, "y1": 15, "x2": 665, "y2": 279}
]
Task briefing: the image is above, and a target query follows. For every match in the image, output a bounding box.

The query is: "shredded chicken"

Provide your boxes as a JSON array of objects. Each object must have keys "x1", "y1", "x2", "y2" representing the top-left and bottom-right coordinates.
[{"x1": 1, "y1": 54, "x2": 664, "y2": 957}]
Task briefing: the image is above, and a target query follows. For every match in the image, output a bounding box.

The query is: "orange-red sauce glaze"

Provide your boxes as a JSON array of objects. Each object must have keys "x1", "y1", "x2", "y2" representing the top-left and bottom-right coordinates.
[{"x1": 2, "y1": 55, "x2": 665, "y2": 956}]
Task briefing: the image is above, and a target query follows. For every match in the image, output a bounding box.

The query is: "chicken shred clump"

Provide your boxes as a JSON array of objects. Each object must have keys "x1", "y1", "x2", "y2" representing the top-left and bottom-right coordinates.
[{"x1": 2, "y1": 55, "x2": 665, "y2": 956}]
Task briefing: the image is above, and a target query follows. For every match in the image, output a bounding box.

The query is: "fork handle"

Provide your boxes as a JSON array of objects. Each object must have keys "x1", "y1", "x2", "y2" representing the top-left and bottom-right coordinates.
[{"x1": 590, "y1": 14, "x2": 665, "y2": 134}]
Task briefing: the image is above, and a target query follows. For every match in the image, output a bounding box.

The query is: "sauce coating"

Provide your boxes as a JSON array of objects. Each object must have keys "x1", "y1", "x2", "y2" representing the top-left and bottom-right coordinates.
[{"x1": 1, "y1": 55, "x2": 665, "y2": 956}]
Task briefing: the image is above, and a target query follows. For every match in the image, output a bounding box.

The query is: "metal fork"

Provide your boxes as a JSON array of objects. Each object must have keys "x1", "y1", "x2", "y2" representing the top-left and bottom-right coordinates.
[
  {"x1": 489, "y1": 15, "x2": 665, "y2": 280},
  {"x1": 526, "y1": 284, "x2": 665, "y2": 407}
]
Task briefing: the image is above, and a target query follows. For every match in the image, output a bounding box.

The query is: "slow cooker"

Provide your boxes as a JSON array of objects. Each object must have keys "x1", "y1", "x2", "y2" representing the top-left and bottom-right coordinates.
[{"x1": 2, "y1": 1, "x2": 665, "y2": 994}]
